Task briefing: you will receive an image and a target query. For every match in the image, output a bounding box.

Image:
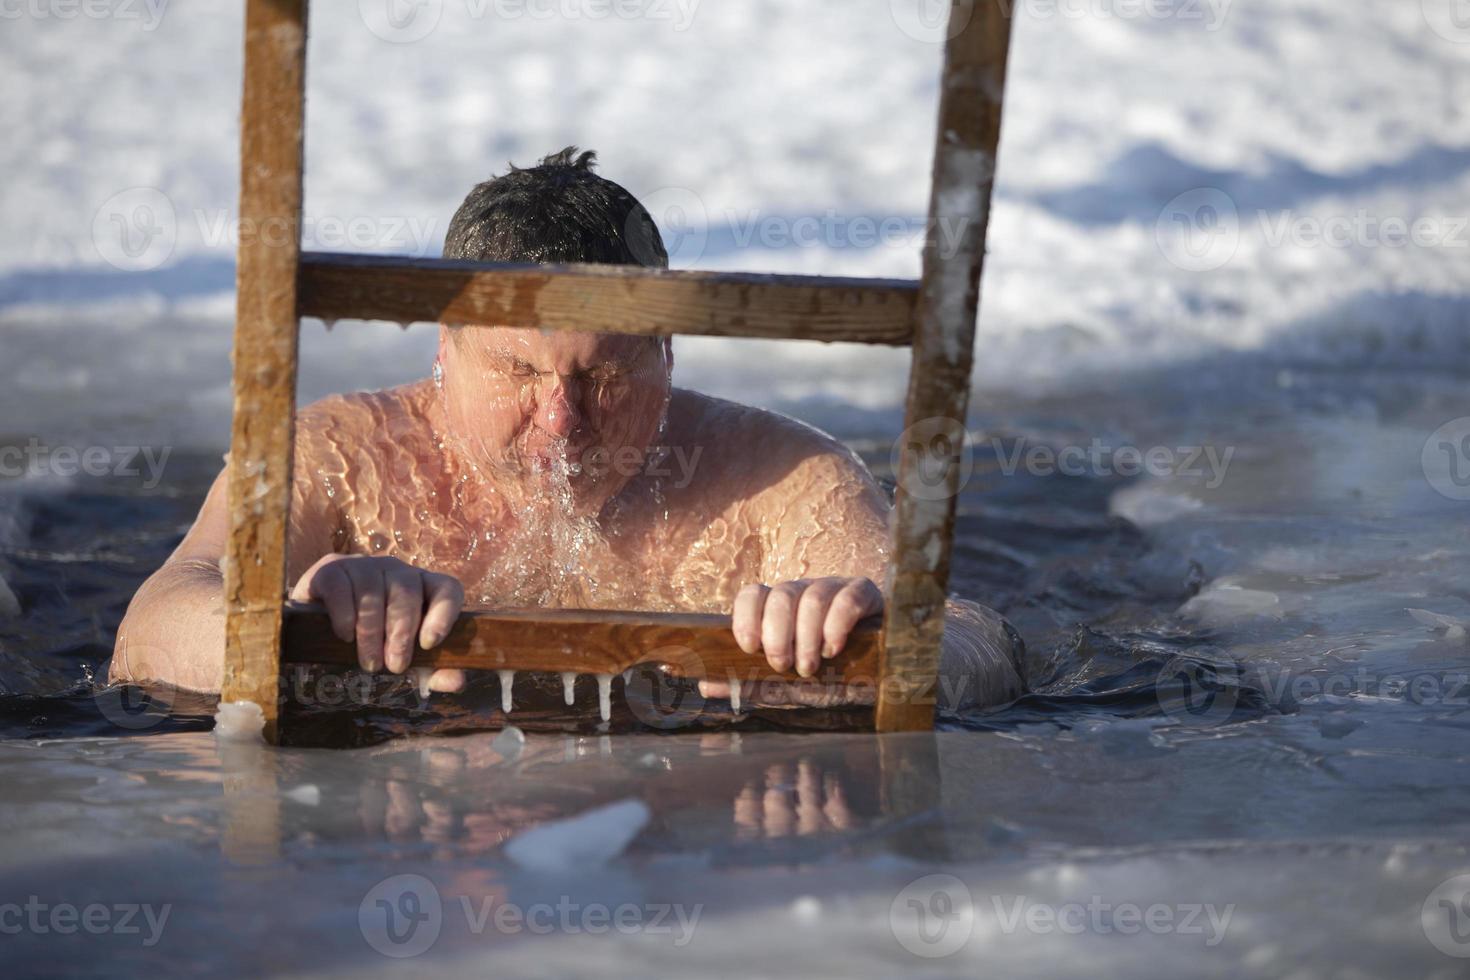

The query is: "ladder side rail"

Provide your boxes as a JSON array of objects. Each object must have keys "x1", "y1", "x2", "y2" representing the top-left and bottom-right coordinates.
[
  {"x1": 876, "y1": 0, "x2": 1014, "y2": 732},
  {"x1": 221, "y1": 0, "x2": 310, "y2": 744}
]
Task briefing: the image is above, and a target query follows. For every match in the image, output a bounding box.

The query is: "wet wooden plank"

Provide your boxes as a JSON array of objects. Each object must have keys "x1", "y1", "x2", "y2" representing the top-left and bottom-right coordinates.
[
  {"x1": 297, "y1": 252, "x2": 918, "y2": 345},
  {"x1": 282, "y1": 604, "x2": 882, "y2": 685},
  {"x1": 221, "y1": 0, "x2": 308, "y2": 745},
  {"x1": 877, "y1": 0, "x2": 1014, "y2": 731}
]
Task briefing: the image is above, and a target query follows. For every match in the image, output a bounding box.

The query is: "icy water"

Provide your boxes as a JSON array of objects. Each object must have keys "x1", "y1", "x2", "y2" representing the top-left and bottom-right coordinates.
[{"x1": 2, "y1": 362, "x2": 1469, "y2": 976}]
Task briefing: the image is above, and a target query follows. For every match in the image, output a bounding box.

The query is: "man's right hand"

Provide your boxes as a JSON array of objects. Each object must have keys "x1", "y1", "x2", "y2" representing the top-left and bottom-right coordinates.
[{"x1": 289, "y1": 554, "x2": 466, "y2": 692}]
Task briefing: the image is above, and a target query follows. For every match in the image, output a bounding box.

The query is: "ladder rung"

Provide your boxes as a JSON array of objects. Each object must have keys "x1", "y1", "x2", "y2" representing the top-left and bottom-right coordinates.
[
  {"x1": 297, "y1": 252, "x2": 918, "y2": 346},
  {"x1": 282, "y1": 602, "x2": 883, "y2": 682}
]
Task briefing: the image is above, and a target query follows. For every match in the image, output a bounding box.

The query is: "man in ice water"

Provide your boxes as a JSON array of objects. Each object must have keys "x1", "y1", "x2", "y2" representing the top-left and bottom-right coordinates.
[{"x1": 114, "y1": 148, "x2": 1023, "y2": 710}]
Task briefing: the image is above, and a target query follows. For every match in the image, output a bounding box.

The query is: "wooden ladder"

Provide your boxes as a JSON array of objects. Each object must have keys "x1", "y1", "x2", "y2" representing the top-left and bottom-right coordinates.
[{"x1": 222, "y1": 0, "x2": 1013, "y2": 743}]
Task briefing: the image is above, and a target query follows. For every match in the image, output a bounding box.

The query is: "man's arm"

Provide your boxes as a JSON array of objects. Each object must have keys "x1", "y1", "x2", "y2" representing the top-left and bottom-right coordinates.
[
  {"x1": 112, "y1": 432, "x2": 465, "y2": 693},
  {"x1": 111, "y1": 468, "x2": 234, "y2": 692},
  {"x1": 711, "y1": 425, "x2": 1024, "y2": 709}
]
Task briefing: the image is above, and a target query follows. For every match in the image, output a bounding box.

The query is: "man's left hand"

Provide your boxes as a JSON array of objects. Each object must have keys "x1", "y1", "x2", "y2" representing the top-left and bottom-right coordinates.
[{"x1": 698, "y1": 577, "x2": 883, "y2": 707}]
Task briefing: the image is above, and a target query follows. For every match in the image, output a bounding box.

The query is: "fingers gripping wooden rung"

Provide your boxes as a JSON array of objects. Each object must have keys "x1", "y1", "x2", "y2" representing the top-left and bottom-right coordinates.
[{"x1": 283, "y1": 604, "x2": 882, "y2": 686}]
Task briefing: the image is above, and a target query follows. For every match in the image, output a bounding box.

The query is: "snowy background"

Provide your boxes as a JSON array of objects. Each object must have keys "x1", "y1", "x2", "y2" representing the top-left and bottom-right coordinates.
[{"x1": 2, "y1": 0, "x2": 1469, "y2": 448}]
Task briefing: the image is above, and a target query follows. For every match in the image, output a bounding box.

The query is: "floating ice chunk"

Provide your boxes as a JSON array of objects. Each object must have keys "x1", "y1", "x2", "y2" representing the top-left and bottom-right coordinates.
[
  {"x1": 560, "y1": 671, "x2": 577, "y2": 706},
  {"x1": 493, "y1": 725, "x2": 525, "y2": 760},
  {"x1": 596, "y1": 673, "x2": 613, "y2": 722},
  {"x1": 503, "y1": 798, "x2": 651, "y2": 873},
  {"x1": 497, "y1": 670, "x2": 515, "y2": 713},
  {"x1": 412, "y1": 667, "x2": 434, "y2": 699},
  {"x1": 1407, "y1": 607, "x2": 1468, "y2": 640},
  {"x1": 213, "y1": 700, "x2": 266, "y2": 743},
  {"x1": 283, "y1": 784, "x2": 321, "y2": 806},
  {"x1": 1179, "y1": 581, "x2": 1280, "y2": 625},
  {"x1": 1110, "y1": 482, "x2": 1205, "y2": 527}
]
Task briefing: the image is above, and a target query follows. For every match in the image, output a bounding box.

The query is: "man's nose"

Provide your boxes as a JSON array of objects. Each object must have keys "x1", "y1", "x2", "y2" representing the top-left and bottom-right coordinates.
[{"x1": 534, "y1": 377, "x2": 583, "y2": 438}]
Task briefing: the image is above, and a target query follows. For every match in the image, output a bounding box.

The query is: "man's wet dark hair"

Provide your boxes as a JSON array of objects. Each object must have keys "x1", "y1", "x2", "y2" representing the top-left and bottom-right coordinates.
[{"x1": 443, "y1": 147, "x2": 668, "y2": 268}]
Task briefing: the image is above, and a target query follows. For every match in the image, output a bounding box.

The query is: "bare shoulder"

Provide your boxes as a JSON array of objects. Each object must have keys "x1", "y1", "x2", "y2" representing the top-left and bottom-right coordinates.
[
  {"x1": 294, "y1": 382, "x2": 431, "y2": 435},
  {"x1": 667, "y1": 388, "x2": 882, "y2": 497},
  {"x1": 291, "y1": 382, "x2": 436, "y2": 463}
]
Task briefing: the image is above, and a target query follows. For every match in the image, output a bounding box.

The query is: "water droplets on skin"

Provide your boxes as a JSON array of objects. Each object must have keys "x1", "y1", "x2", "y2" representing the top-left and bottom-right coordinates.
[
  {"x1": 497, "y1": 670, "x2": 515, "y2": 713},
  {"x1": 288, "y1": 339, "x2": 896, "y2": 725},
  {"x1": 560, "y1": 671, "x2": 577, "y2": 706}
]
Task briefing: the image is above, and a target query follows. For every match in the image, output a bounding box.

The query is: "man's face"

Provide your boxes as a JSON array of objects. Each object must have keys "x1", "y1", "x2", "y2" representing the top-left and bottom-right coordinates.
[{"x1": 435, "y1": 326, "x2": 672, "y2": 503}]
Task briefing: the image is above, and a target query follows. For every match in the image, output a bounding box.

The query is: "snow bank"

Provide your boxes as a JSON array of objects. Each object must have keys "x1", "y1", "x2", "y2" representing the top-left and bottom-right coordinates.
[{"x1": 3, "y1": 0, "x2": 1468, "y2": 446}]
